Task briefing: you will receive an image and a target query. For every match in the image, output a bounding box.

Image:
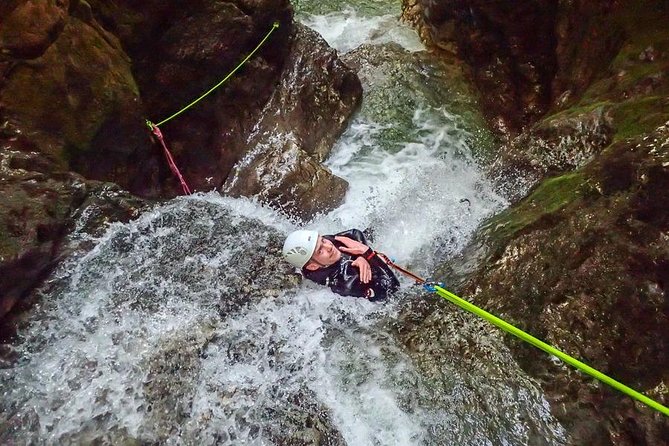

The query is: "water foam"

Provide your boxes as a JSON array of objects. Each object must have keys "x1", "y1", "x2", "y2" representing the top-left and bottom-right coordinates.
[
  {"x1": 300, "y1": 7, "x2": 424, "y2": 54},
  {"x1": 318, "y1": 107, "x2": 506, "y2": 270}
]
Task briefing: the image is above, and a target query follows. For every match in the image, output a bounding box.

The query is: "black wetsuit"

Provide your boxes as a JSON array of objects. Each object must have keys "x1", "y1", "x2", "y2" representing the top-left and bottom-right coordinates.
[{"x1": 302, "y1": 229, "x2": 400, "y2": 302}]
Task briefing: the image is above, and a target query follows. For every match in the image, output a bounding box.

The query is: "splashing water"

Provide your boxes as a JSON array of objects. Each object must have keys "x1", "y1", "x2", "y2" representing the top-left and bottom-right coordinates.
[
  {"x1": 319, "y1": 107, "x2": 504, "y2": 271},
  {"x1": 0, "y1": 3, "x2": 569, "y2": 445},
  {"x1": 300, "y1": 7, "x2": 424, "y2": 54}
]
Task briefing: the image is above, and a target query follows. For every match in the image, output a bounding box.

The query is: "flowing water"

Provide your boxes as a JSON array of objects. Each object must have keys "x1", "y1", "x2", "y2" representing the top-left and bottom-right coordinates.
[{"x1": 1, "y1": 2, "x2": 569, "y2": 445}]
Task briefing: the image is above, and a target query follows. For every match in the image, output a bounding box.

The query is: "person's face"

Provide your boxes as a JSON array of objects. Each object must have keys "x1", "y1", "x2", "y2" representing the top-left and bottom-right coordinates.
[{"x1": 308, "y1": 236, "x2": 341, "y2": 268}]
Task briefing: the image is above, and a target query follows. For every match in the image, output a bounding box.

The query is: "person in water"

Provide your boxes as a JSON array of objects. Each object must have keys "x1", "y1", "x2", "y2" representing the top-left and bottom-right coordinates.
[{"x1": 282, "y1": 229, "x2": 400, "y2": 301}]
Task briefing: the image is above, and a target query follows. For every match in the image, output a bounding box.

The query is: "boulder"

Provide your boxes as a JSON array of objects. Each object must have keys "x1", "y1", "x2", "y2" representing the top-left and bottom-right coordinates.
[
  {"x1": 223, "y1": 24, "x2": 361, "y2": 219},
  {"x1": 0, "y1": 0, "x2": 154, "y2": 192},
  {"x1": 106, "y1": 0, "x2": 295, "y2": 196},
  {"x1": 0, "y1": 0, "x2": 71, "y2": 59},
  {"x1": 437, "y1": 123, "x2": 669, "y2": 445}
]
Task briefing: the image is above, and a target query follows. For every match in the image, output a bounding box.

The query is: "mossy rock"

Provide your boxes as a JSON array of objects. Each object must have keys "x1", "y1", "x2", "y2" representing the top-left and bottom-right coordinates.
[
  {"x1": 481, "y1": 172, "x2": 591, "y2": 247},
  {"x1": 609, "y1": 95, "x2": 669, "y2": 141},
  {"x1": 568, "y1": 0, "x2": 669, "y2": 142},
  {"x1": 459, "y1": 122, "x2": 669, "y2": 444}
]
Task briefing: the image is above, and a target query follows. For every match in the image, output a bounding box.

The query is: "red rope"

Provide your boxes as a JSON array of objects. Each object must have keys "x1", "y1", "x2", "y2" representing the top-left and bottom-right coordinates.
[
  {"x1": 376, "y1": 252, "x2": 426, "y2": 284},
  {"x1": 149, "y1": 124, "x2": 192, "y2": 195}
]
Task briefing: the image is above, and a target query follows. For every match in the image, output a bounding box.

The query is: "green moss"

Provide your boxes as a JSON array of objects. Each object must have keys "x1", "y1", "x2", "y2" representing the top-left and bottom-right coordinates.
[
  {"x1": 482, "y1": 172, "x2": 590, "y2": 244},
  {"x1": 610, "y1": 96, "x2": 669, "y2": 141},
  {"x1": 571, "y1": 0, "x2": 669, "y2": 127},
  {"x1": 544, "y1": 100, "x2": 611, "y2": 122},
  {"x1": 538, "y1": 94, "x2": 669, "y2": 146}
]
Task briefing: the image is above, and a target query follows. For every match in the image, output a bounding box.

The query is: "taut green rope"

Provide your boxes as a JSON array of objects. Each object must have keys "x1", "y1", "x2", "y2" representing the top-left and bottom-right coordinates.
[
  {"x1": 155, "y1": 21, "x2": 280, "y2": 127},
  {"x1": 432, "y1": 285, "x2": 669, "y2": 416}
]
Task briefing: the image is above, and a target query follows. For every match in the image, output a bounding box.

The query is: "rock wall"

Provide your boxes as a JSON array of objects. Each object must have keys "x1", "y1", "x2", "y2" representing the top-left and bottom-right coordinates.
[
  {"x1": 0, "y1": 0, "x2": 149, "y2": 332},
  {"x1": 84, "y1": 0, "x2": 361, "y2": 210},
  {"x1": 402, "y1": 0, "x2": 624, "y2": 134},
  {"x1": 402, "y1": 0, "x2": 669, "y2": 443},
  {"x1": 464, "y1": 124, "x2": 669, "y2": 444}
]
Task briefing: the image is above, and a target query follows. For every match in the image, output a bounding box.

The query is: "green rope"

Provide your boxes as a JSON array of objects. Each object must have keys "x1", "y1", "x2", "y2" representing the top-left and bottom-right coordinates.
[
  {"x1": 154, "y1": 21, "x2": 280, "y2": 127},
  {"x1": 432, "y1": 285, "x2": 669, "y2": 417}
]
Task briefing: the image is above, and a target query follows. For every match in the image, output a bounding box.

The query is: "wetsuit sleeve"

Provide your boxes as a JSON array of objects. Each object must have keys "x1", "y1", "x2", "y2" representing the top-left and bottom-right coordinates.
[
  {"x1": 333, "y1": 228, "x2": 375, "y2": 263},
  {"x1": 334, "y1": 229, "x2": 369, "y2": 246}
]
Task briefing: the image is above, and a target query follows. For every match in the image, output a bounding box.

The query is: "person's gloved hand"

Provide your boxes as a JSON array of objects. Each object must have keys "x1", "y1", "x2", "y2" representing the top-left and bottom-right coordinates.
[{"x1": 422, "y1": 281, "x2": 444, "y2": 293}]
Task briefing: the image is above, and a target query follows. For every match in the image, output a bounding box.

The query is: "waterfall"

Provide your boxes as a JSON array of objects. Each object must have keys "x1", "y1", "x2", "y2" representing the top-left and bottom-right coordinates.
[{"x1": 0, "y1": 2, "x2": 568, "y2": 445}]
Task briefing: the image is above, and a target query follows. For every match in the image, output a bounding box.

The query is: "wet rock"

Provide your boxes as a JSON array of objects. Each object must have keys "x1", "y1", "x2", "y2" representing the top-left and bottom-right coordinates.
[
  {"x1": 5, "y1": 198, "x2": 330, "y2": 443},
  {"x1": 401, "y1": 0, "x2": 628, "y2": 134},
  {"x1": 452, "y1": 122, "x2": 669, "y2": 445},
  {"x1": 491, "y1": 105, "x2": 615, "y2": 201},
  {"x1": 55, "y1": 425, "x2": 141, "y2": 445},
  {"x1": 0, "y1": 151, "x2": 86, "y2": 334},
  {"x1": 3, "y1": 0, "x2": 357, "y2": 209},
  {"x1": 204, "y1": 205, "x2": 301, "y2": 314},
  {"x1": 86, "y1": 1, "x2": 360, "y2": 219},
  {"x1": 393, "y1": 294, "x2": 568, "y2": 444},
  {"x1": 261, "y1": 389, "x2": 346, "y2": 446},
  {"x1": 223, "y1": 135, "x2": 348, "y2": 220},
  {"x1": 67, "y1": 183, "x2": 148, "y2": 240},
  {"x1": 223, "y1": 24, "x2": 362, "y2": 219},
  {"x1": 0, "y1": 343, "x2": 18, "y2": 368},
  {"x1": 0, "y1": 144, "x2": 145, "y2": 340},
  {"x1": 71, "y1": 199, "x2": 300, "y2": 317},
  {"x1": 485, "y1": 0, "x2": 669, "y2": 199},
  {"x1": 0, "y1": 407, "x2": 39, "y2": 445},
  {"x1": 550, "y1": 0, "x2": 625, "y2": 110},
  {"x1": 1, "y1": 1, "x2": 151, "y2": 186},
  {"x1": 342, "y1": 42, "x2": 495, "y2": 157},
  {"x1": 105, "y1": 0, "x2": 294, "y2": 197},
  {"x1": 491, "y1": 83, "x2": 669, "y2": 203},
  {"x1": 264, "y1": 24, "x2": 361, "y2": 164},
  {"x1": 401, "y1": 0, "x2": 561, "y2": 133},
  {"x1": 400, "y1": 0, "x2": 433, "y2": 50},
  {"x1": 0, "y1": 0, "x2": 70, "y2": 59},
  {"x1": 142, "y1": 324, "x2": 216, "y2": 442}
]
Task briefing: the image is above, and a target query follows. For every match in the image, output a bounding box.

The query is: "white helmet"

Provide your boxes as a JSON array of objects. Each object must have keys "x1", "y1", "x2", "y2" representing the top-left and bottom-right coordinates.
[{"x1": 282, "y1": 230, "x2": 319, "y2": 268}]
